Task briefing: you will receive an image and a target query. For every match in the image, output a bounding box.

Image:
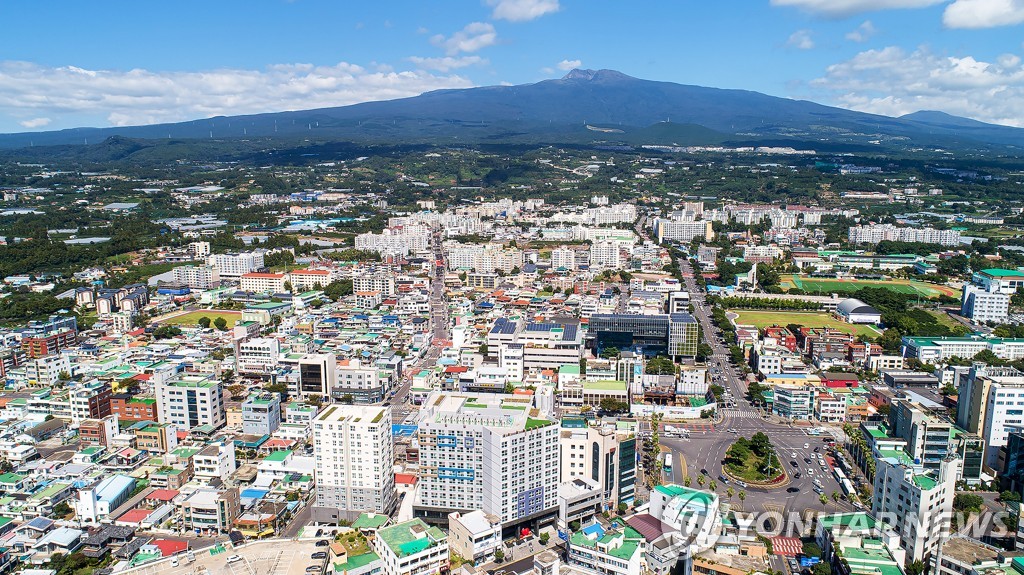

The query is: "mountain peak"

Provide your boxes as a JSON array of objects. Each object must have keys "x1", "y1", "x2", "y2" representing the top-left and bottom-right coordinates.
[{"x1": 560, "y1": 68, "x2": 634, "y2": 82}]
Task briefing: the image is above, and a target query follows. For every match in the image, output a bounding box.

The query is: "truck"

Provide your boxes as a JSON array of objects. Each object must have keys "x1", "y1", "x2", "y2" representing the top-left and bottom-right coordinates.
[{"x1": 663, "y1": 425, "x2": 689, "y2": 438}]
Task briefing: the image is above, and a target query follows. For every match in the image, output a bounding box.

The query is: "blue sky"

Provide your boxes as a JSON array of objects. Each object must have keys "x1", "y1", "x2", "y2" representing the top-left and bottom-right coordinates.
[{"x1": 1, "y1": 0, "x2": 1024, "y2": 132}]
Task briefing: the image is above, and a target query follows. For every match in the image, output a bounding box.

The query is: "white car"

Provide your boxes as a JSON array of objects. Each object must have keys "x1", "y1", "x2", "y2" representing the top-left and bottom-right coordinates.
[
  {"x1": 791, "y1": 453, "x2": 797, "y2": 459},
  {"x1": 171, "y1": 558, "x2": 179, "y2": 567},
  {"x1": 804, "y1": 443, "x2": 810, "y2": 449},
  {"x1": 226, "y1": 555, "x2": 243, "y2": 564}
]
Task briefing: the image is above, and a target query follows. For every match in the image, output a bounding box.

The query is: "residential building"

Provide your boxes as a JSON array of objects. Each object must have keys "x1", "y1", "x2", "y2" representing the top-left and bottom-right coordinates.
[
  {"x1": 312, "y1": 404, "x2": 396, "y2": 522},
  {"x1": 333, "y1": 359, "x2": 388, "y2": 404},
  {"x1": 288, "y1": 269, "x2": 332, "y2": 291},
  {"x1": 888, "y1": 400, "x2": 953, "y2": 470},
  {"x1": 178, "y1": 487, "x2": 240, "y2": 534},
  {"x1": 240, "y1": 272, "x2": 288, "y2": 293},
  {"x1": 79, "y1": 415, "x2": 118, "y2": 448},
  {"x1": 109, "y1": 395, "x2": 158, "y2": 422},
  {"x1": 654, "y1": 218, "x2": 714, "y2": 243},
  {"x1": 848, "y1": 224, "x2": 961, "y2": 246},
  {"x1": 567, "y1": 520, "x2": 644, "y2": 575},
  {"x1": 961, "y1": 284, "x2": 1011, "y2": 324},
  {"x1": 414, "y1": 392, "x2": 559, "y2": 531},
  {"x1": 207, "y1": 252, "x2": 264, "y2": 277},
  {"x1": 193, "y1": 441, "x2": 237, "y2": 483},
  {"x1": 372, "y1": 518, "x2": 449, "y2": 575},
  {"x1": 154, "y1": 374, "x2": 225, "y2": 430},
  {"x1": 171, "y1": 265, "x2": 220, "y2": 289},
  {"x1": 871, "y1": 453, "x2": 956, "y2": 563},
  {"x1": 242, "y1": 393, "x2": 281, "y2": 437},
  {"x1": 448, "y1": 510, "x2": 501, "y2": 564}
]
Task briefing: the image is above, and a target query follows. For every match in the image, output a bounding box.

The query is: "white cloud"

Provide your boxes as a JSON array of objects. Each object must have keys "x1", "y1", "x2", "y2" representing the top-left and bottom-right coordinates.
[
  {"x1": 786, "y1": 30, "x2": 815, "y2": 50},
  {"x1": 770, "y1": 0, "x2": 944, "y2": 16},
  {"x1": 557, "y1": 59, "x2": 582, "y2": 70},
  {"x1": 845, "y1": 20, "x2": 877, "y2": 41},
  {"x1": 811, "y1": 45, "x2": 1024, "y2": 126},
  {"x1": 943, "y1": 0, "x2": 1024, "y2": 28},
  {"x1": 431, "y1": 22, "x2": 498, "y2": 56},
  {"x1": 19, "y1": 117, "x2": 51, "y2": 128},
  {"x1": 487, "y1": 0, "x2": 560, "y2": 21},
  {"x1": 407, "y1": 55, "x2": 487, "y2": 72},
  {"x1": 0, "y1": 61, "x2": 474, "y2": 131}
]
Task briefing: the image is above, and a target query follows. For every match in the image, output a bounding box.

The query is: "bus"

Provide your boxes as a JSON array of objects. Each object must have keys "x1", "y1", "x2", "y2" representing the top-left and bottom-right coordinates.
[{"x1": 663, "y1": 453, "x2": 673, "y2": 473}]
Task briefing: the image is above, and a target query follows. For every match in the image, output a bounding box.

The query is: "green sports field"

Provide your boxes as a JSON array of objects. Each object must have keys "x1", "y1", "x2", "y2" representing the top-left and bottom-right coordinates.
[
  {"x1": 778, "y1": 275, "x2": 959, "y2": 299},
  {"x1": 162, "y1": 310, "x2": 242, "y2": 328},
  {"x1": 728, "y1": 309, "x2": 881, "y2": 338}
]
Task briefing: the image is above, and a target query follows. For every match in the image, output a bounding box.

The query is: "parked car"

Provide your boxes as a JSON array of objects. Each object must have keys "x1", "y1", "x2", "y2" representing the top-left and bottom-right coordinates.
[
  {"x1": 311, "y1": 552, "x2": 328, "y2": 560},
  {"x1": 316, "y1": 540, "x2": 330, "y2": 547},
  {"x1": 226, "y1": 556, "x2": 242, "y2": 564}
]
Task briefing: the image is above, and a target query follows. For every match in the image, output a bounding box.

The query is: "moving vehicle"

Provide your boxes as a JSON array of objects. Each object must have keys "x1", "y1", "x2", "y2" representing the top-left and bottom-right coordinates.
[
  {"x1": 663, "y1": 453, "x2": 673, "y2": 473},
  {"x1": 804, "y1": 443, "x2": 810, "y2": 449}
]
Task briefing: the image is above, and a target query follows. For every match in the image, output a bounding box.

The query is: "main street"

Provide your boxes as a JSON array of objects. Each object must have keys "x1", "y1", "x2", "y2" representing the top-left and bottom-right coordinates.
[
  {"x1": 640, "y1": 223, "x2": 858, "y2": 524},
  {"x1": 391, "y1": 230, "x2": 449, "y2": 423}
]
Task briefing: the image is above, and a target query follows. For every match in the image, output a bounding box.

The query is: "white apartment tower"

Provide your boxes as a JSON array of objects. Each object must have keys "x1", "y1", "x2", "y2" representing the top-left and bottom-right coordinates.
[
  {"x1": 871, "y1": 455, "x2": 956, "y2": 563},
  {"x1": 207, "y1": 252, "x2": 265, "y2": 277},
  {"x1": 312, "y1": 404, "x2": 396, "y2": 523}
]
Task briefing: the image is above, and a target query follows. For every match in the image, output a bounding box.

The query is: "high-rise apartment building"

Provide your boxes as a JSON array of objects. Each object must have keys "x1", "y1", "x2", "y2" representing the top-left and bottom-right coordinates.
[
  {"x1": 871, "y1": 455, "x2": 956, "y2": 563},
  {"x1": 312, "y1": 404, "x2": 395, "y2": 522}
]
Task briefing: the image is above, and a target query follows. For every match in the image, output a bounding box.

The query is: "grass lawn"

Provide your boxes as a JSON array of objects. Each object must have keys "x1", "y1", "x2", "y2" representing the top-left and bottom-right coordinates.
[
  {"x1": 724, "y1": 449, "x2": 775, "y2": 482},
  {"x1": 162, "y1": 310, "x2": 241, "y2": 328},
  {"x1": 335, "y1": 532, "x2": 370, "y2": 556},
  {"x1": 728, "y1": 309, "x2": 880, "y2": 338},
  {"x1": 778, "y1": 274, "x2": 959, "y2": 299}
]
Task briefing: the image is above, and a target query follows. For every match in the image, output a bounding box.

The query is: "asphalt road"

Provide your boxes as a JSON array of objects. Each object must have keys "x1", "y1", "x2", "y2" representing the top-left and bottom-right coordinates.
[
  {"x1": 391, "y1": 231, "x2": 449, "y2": 423},
  {"x1": 654, "y1": 254, "x2": 858, "y2": 522}
]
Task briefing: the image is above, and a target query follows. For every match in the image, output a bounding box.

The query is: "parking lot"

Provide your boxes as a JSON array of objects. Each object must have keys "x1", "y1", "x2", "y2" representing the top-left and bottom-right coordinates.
[{"x1": 123, "y1": 539, "x2": 326, "y2": 575}]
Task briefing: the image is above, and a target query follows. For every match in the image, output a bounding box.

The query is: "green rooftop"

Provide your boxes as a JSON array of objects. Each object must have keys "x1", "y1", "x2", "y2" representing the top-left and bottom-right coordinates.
[
  {"x1": 583, "y1": 380, "x2": 627, "y2": 392},
  {"x1": 654, "y1": 484, "x2": 716, "y2": 508},
  {"x1": 334, "y1": 552, "x2": 380, "y2": 572},
  {"x1": 818, "y1": 512, "x2": 878, "y2": 531},
  {"x1": 0, "y1": 473, "x2": 24, "y2": 484},
  {"x1": 352, "y1": 513, "x2": 389, "y2": 530},
  {"x1": 377, "y1": 519, "x2": 446, "y2": 558},
  {"x1": 981, "y1": 268, "x2": 1024, "y2": 278},
  {"x1": 913, "y1": 474, "x2": 937, "y2": 490},
  {"x1": 263, "y1": 450, "x2": 292, "y2": 462},
  {"x1": 526, "y1": 417, "x2": 553, "y2": 430}
]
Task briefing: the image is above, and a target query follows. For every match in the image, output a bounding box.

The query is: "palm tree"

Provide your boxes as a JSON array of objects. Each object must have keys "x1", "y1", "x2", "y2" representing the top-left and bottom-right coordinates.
[
  {"x1": 738, "y1": 490, "x2": 746, "y2": 511},
  {"x1": 819, "y1": 493, "x2": 829, "y2": 508},
  {"x1": 697, "y1": 474, "x2": 706, "y2": 487},
  {"x1": 832, "y1": 491, "x2": 841, "y2": 512},
  {"x1": 683, "y1": 475, "x2": 692, "y2": 487},
  {"x1": 709, "y1": 480, "x2": 717, "y2": 492}
]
